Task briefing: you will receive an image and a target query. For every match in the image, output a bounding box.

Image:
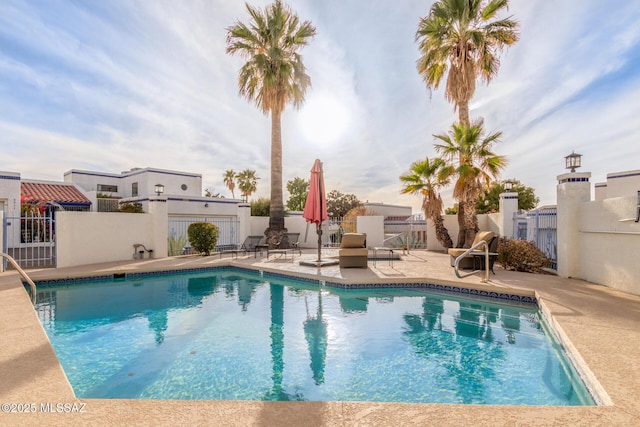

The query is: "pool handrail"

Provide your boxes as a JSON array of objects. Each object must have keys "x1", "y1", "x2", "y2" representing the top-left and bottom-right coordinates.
[
  {"x1": 453, "y1": 239, "x2": 490, "y2": 283},
  {"x1": 1, "y1": 252, "x2": 37, "y2": 304}
]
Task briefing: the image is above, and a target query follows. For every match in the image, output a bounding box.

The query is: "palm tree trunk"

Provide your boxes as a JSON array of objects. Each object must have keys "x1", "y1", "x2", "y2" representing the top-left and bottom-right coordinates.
[
  {"x1": 462, "y1": 199, "x2": 477, "y2": 247},
  {"x1": 457, "y1": 99, "x2": 471, "y2": 247},
  {"x1": 456, "y1": 203, "x2": 466, "y2": 247},
  {"x1": 458, "y1": 100, "x2": 470, "y2": 126},
  {"x1": 266, "y1": 109, "x2": 286, "y2": 247},
  {"x1": 433, "y1": 215, "x2": 453, "y2": 249}
]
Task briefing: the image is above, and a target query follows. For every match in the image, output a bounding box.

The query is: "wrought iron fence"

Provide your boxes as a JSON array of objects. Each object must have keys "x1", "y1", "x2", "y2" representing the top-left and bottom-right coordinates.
[
  {"x1": 168, "y1": 216, "x2": 240, "y2": 256},
  {"x1": 513, "y1": 206, "x2": 557, "y2": 270}
]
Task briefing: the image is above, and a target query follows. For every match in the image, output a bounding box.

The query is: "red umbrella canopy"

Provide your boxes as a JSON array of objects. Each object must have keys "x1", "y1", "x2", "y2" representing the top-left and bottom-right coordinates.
[{"x1": 303, "y1": 159, "x2": 327, "y2": 225}]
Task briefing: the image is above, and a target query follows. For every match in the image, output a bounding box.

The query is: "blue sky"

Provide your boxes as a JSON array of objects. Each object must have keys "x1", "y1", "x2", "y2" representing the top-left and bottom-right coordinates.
[{"x1": 1, "y1": 0, "x2": 639, "y2": 213}]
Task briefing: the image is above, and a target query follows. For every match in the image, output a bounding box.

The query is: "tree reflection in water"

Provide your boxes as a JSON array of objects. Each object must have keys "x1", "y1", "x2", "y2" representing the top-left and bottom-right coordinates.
[{"x1": 404, "y1": 296, "x2": 518, "y2": 404}]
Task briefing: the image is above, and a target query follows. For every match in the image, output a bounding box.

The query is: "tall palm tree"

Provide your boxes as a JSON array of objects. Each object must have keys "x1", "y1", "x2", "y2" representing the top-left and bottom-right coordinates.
[
  {"x1": 223, "y1": 169, "x2": 237, "y2": 199},
  {"x1": 400, "y1": 157, "x2": 454, "y2": 249},
  {"x1": 236, "y1": 169, "x2": 260, "y2": 202},
  {"x1": 415, "y1": 0, "x2": 519, "y2": 126},
  {"x1": 434, "y1": 119, "x2": 506, "y2": 247},
  {"x1": 226, "y1": 1, "x2": 316, "y2": 246}
]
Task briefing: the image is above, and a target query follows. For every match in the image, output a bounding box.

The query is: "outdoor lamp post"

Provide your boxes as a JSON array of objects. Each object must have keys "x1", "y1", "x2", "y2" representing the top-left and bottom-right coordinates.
[
  {"x1": 155, "y1": 184, "x2": 164, "y2": 196},
  {"x1": 565, "y1": 151, "x2": 582, "y2": 173},
  {"x1": 503, "y1": 180, "x2": 514, "y2": 192}
]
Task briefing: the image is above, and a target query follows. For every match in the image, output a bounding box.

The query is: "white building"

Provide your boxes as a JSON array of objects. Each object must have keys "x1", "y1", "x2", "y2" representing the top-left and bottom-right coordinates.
[{"x1": 65, "y1": 167, "x2": 244, "y2": 218}]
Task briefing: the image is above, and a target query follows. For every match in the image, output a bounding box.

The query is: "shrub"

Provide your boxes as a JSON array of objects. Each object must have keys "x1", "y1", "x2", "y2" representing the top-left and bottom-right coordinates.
[
  {"x1": 250, "y1": 198, "x2": 270, "y2": 216},
  {"x1": 168, "y1": 234, "x2": 188, "y2": 256},
  {"x1": 497, "y1": 239, "x2": 550, "y2": 273},
  {"x1": 118, "y1": 202, "x2": 144, "y2": 213},
  {"x1": 187, "y1": 222, "x2": 219, "y2": 256}
]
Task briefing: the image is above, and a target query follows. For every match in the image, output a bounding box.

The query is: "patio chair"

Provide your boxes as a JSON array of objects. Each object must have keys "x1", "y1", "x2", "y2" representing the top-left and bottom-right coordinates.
[
  {"x1": 339, "y1": 233, "x2": 368, "y2": 268},
  {"x1": 239, "y1": 235, "x2": 267, "y2": 258},
  {"x1": 448, "y1": 231, "x2": 495, "y2": 270},
  {"x1": 267, "y1": 232, "x2": 301, "y2": 259}
]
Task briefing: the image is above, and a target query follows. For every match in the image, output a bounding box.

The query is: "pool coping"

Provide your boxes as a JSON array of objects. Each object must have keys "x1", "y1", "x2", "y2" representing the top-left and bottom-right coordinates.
[
  {"x1": 1, "y1": 252, "x2": 639, "y2": 426},
  {"x1": 28, "y1": 261, "x2": 539, "y2": 303}
]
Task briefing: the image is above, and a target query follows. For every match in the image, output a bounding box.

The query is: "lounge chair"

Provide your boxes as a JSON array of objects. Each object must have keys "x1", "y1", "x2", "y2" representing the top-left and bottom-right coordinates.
[
  {"x1": 339, "y1": 233, "x2": 368, "y2": 268},
  {"x1": 267, "y1": 232, "x2": 301, "y2": 259},
  {"x1": 448, "y1": 231, "x2": 495, "y2": 270},
  {"x1": 232, "y1": 235, "x2": 266, "y2": 258}
]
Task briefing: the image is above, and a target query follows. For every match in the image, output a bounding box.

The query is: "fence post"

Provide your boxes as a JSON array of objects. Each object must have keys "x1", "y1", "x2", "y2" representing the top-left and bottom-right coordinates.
[{"x1": 556, "y1": 171, "x2": 591, "y2": 278}]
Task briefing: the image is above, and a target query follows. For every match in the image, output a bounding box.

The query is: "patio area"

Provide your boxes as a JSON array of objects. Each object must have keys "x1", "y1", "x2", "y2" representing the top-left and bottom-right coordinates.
[{"x1": 1, "y1": 249, "x2": 639, "y2": 426}]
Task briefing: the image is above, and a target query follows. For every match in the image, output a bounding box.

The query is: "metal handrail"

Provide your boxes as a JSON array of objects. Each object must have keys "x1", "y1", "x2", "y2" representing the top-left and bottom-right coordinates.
[
  {"x1": 453, "y1": 239, "x2": 490, "y2": 283},
  {"x1": 1, "y1": 253, "x2": 37, "y2": 304}
]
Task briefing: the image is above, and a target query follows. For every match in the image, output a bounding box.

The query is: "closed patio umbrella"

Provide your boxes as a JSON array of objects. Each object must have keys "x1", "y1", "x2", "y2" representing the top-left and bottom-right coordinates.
[{"x1": 301, "y1": 159, "x2": 338, "y2": 267}]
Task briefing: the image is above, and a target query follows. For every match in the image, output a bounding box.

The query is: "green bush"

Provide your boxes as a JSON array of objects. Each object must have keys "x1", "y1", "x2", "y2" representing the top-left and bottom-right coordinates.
[
  {"x1": 497, "y1": 239, "x2": 550, "y2": 273},
  {"x1": 187, "y1": 222, "x2": 219, "y2": 256},
  {"x1": 250, "y1": 198, "x2": 270, "y2": 216},
  {"x1": 117, "y1": 202, "x2": 144, "y2": 213}
]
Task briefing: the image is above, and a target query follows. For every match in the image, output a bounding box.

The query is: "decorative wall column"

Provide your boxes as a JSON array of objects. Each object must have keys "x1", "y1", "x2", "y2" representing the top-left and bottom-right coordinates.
[
  {"x1": 148, "y1": 195, "x2": 168, "y2": 258},
  {"x1": 556, "y1": 172, "x2": 591, "y2": 278},
  {"x1": 499, "y1": 192, "x2": 519, "y2": 239},
  {"x1": 237, "y1": 203, "x2": 251, "y2": 243}
]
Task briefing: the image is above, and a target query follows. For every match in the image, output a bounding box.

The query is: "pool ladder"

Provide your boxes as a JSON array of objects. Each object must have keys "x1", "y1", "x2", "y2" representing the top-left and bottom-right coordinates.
[
  {"x1": 1, "y1": 253, "x2": 37, "y2": 305},
  {"x1": 453, "y1": 240, "x2": 490, "y2": 283}
]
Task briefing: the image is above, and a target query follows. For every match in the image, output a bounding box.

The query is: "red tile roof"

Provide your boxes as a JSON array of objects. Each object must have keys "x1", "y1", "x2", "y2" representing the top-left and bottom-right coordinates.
[{"x1": 21, "y1": 182, "x2": 91, "y2": 205}]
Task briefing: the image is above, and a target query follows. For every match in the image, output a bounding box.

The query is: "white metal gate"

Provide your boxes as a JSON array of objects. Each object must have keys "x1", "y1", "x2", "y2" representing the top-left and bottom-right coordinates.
[
  {"x1": 513, "y1": 206, "x2": 557, "y2": 271},
  {"x1": 3, "y1": 210, "x2": 56, "y2": 269}
]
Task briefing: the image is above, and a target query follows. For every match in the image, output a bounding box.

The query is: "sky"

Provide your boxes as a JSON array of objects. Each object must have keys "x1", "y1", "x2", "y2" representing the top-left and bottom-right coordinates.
[{"x1": 1, "y1": 0, "x2": 639, "y2": 214}]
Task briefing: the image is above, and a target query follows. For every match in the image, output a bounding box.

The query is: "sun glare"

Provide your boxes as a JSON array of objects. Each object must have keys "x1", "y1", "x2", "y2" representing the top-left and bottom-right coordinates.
[{"x1": 298, "y1": 94, "x2": 349, "y2": 146}]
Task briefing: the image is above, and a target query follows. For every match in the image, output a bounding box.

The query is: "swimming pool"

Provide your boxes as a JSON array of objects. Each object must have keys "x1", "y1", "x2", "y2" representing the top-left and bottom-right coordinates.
[{"x1": 35, "y1": 267, "x2": 594, "y2": 405}]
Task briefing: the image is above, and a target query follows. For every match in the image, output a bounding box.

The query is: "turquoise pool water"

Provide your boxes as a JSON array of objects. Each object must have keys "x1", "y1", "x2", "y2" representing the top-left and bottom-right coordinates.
[{"x1": 35, "y1": 268, "x2": 594, "y2": 405}]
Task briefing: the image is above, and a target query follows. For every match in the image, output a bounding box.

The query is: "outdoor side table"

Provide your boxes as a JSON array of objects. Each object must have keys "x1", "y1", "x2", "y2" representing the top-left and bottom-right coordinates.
[{"x1": 373, "y1": 247, "x2": 394, "y2": 267}]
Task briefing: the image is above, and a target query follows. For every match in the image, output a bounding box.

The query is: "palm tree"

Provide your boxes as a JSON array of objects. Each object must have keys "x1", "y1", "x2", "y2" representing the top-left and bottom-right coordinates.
[
  {"x1": 226, "y1": 1, "x2": 316, "y2": 246},
  {"x1": 400, "y1": 157, "x2": 454, "y2": 249},
  {"x1": 236, "y1": 169, "x2": 260, "y2": 202},
  {"x1": 434, "y1": 119, "x2": 506, "y2": 247},
  {"x1": 223, "y1": 169, "x2": 237, "y2": 199},
  {"x1": 415, "y1": 0, "x2": 519, "y2": 126}
]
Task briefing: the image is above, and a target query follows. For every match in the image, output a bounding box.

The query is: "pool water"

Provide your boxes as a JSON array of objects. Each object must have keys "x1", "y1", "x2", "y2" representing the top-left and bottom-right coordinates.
[{"x1": 35, "y1": 268, "x2": 594, "y2": 405}]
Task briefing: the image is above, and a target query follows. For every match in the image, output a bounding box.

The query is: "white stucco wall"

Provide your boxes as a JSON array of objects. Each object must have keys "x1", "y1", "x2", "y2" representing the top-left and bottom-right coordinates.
[
  {"x1": 605, "y1": 170, "x2": 640, "y2": 199},
  {"x1": 556, "y1": 172, "x2": 591, "y2": 278},
  {"x1": 357, "y1": 216, "x2": 384, "y2": 248},
  {"x1": 65, "y1": 167, "x2": 203, "y2": 198},
  {"x1": 0, "y1": 172, "x2": 21, "y2": 218},
  {"x1": 56, "y1": 212, "x2": 157, "y2": 268},
  {"x1": 578, "y1": 196, "x2": 640, "y2": 295},
  {"x1": 426, "y1": 214, "x2": 496, "y2": 251},
  {"x1": 364, "y1": 203, "x2": 412, "y2": 218}
]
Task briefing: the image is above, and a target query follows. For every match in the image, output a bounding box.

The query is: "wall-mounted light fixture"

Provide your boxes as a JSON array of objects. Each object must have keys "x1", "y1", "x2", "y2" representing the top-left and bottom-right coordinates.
[{"x1": 155, "y1": 184, "x2": 164, "y2": 196}]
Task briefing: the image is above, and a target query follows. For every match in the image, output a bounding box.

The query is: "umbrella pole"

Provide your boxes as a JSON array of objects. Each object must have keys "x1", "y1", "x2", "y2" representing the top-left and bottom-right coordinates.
[{"x1": 316, "y1": 223, "x2": 322, "y2": 262}]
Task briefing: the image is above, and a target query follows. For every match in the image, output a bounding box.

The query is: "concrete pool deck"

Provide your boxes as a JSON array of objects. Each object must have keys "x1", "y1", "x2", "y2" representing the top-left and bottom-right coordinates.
[{"x1": 1, "y1": 249, "x2": 639, "y2": 426}]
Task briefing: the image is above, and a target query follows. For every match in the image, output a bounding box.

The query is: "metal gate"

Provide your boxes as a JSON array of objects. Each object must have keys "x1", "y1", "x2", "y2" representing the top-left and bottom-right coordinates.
[
  {"x1": 168, "y1": 216, "x2": 240, "y2": 256},
  {"x1": 513, "y1": 206, "x2": 557, "y2": 270},
  {"x1": 3, "y1": 210, "x2": 56, "y2": 269}
]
